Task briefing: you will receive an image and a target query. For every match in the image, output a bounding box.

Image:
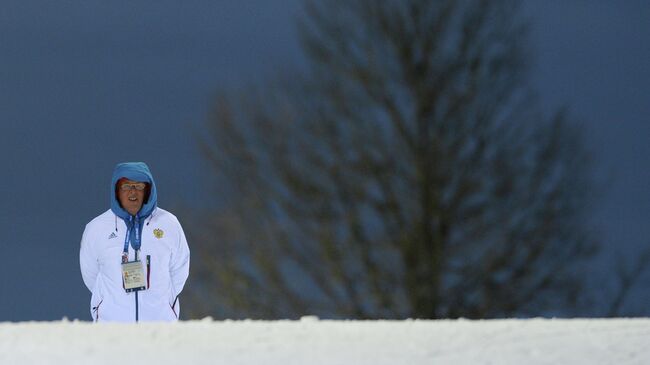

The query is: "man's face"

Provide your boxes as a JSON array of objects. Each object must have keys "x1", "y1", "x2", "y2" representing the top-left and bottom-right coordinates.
[{"x1": 117, "y1": 179, "x2": 146, "y2": 216}]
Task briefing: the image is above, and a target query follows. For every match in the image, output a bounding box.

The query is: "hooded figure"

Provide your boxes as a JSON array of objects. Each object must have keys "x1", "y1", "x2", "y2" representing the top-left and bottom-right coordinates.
[{"x1": 80, "y1": 162, "x2": 190, "y2": 322}]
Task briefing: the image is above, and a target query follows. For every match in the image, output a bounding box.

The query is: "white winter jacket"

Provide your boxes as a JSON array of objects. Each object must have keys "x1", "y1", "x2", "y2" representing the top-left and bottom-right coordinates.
[{"x1": 80, "y1": 208, "x2": 190, "y2": 322}]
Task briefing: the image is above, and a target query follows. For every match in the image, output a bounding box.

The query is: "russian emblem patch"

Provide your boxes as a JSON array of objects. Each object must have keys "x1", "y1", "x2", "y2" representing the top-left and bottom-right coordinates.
[{"x1": 153, "y1": 228, "x2": 164, "y2": 239}]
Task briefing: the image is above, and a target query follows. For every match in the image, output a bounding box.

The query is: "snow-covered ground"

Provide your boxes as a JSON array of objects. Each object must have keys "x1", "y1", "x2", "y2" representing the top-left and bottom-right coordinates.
[{"x1": 0, "y1": 317, "x2": 648, "y2": 364}]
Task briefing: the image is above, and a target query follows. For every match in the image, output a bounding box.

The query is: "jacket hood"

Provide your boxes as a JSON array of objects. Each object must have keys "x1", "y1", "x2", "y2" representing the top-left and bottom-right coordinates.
[{"x1": 110, "y1": 162, "x2": 158, "y2": 220}]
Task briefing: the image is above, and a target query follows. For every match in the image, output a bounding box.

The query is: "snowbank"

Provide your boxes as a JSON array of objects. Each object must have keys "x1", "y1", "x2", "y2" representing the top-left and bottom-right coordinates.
[{"x1": 0, "y1": 317, "x2": 648, "y2": 364}]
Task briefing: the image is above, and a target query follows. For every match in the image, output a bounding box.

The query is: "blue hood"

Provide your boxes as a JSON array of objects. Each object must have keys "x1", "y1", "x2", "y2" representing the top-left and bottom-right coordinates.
[{"x1": 110, "y1": 162, "x2": 158, "y2": 220}]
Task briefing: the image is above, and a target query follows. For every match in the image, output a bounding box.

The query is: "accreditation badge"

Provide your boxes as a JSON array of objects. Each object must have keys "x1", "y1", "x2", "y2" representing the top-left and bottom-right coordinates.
[{"x1": 121, "y1": 260, "x2": 146, "y2": 292}]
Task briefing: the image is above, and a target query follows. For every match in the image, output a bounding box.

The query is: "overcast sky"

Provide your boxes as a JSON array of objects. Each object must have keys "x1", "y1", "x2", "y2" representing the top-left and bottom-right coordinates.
[
  {"x1": 0, "y1": 1, "x2": 647, "y2": 321},
  {"x1": 526, "y1": 1, "x2": 650, "y2": 255}
]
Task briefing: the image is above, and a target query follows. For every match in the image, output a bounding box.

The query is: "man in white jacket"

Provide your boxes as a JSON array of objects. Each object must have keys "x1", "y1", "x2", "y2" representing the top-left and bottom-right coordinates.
[{"x1": 80, "y1": 162, "x2": 190, "y2": 322}]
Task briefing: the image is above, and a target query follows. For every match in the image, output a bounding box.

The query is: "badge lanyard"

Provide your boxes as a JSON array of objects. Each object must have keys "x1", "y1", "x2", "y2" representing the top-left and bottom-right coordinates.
[
  {"x1": 121, "y1": 216, "x2": 141, "y2": 263},
  {"x1": 121, "y1": 215, "x2": 146, "y2": 296}
]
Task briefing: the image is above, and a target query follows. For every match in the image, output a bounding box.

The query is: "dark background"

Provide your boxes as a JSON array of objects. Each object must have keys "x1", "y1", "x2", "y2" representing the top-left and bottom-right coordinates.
[{"x1": 0, "y1": 0, "x2": 647, "y2": 321}]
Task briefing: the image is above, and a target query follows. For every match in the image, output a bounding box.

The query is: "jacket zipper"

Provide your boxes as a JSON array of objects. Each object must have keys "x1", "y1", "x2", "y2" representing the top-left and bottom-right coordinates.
[{"x1": 135, "y1": 291, "x2": 139, "y2": 322}]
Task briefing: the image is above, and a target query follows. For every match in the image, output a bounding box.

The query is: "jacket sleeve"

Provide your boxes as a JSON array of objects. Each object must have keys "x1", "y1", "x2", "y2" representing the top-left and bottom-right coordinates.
[
  {"x1": 170, "y1": 217, "x2": 190, "y2": 298},
  {"x1": 79, "y1": 224, "x2": 99, "y2": 292}
]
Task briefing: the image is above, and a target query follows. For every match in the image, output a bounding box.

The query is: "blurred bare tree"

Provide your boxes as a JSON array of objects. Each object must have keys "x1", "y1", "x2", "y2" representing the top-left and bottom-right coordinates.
[{"x1": 186, "y1": 0, "x2": 596, "y2": 319}]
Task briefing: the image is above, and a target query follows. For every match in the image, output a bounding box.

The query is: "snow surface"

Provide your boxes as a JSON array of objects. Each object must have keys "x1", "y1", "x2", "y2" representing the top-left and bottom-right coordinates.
[{"x1": 0, "y1": 317, "x2": 648, "y2": 364}]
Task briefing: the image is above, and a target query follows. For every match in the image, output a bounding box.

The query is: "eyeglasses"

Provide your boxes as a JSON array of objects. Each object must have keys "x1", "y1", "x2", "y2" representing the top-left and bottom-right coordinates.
[{"x1": 119, "y1": 183, "x2": 147, "y2": 191}]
